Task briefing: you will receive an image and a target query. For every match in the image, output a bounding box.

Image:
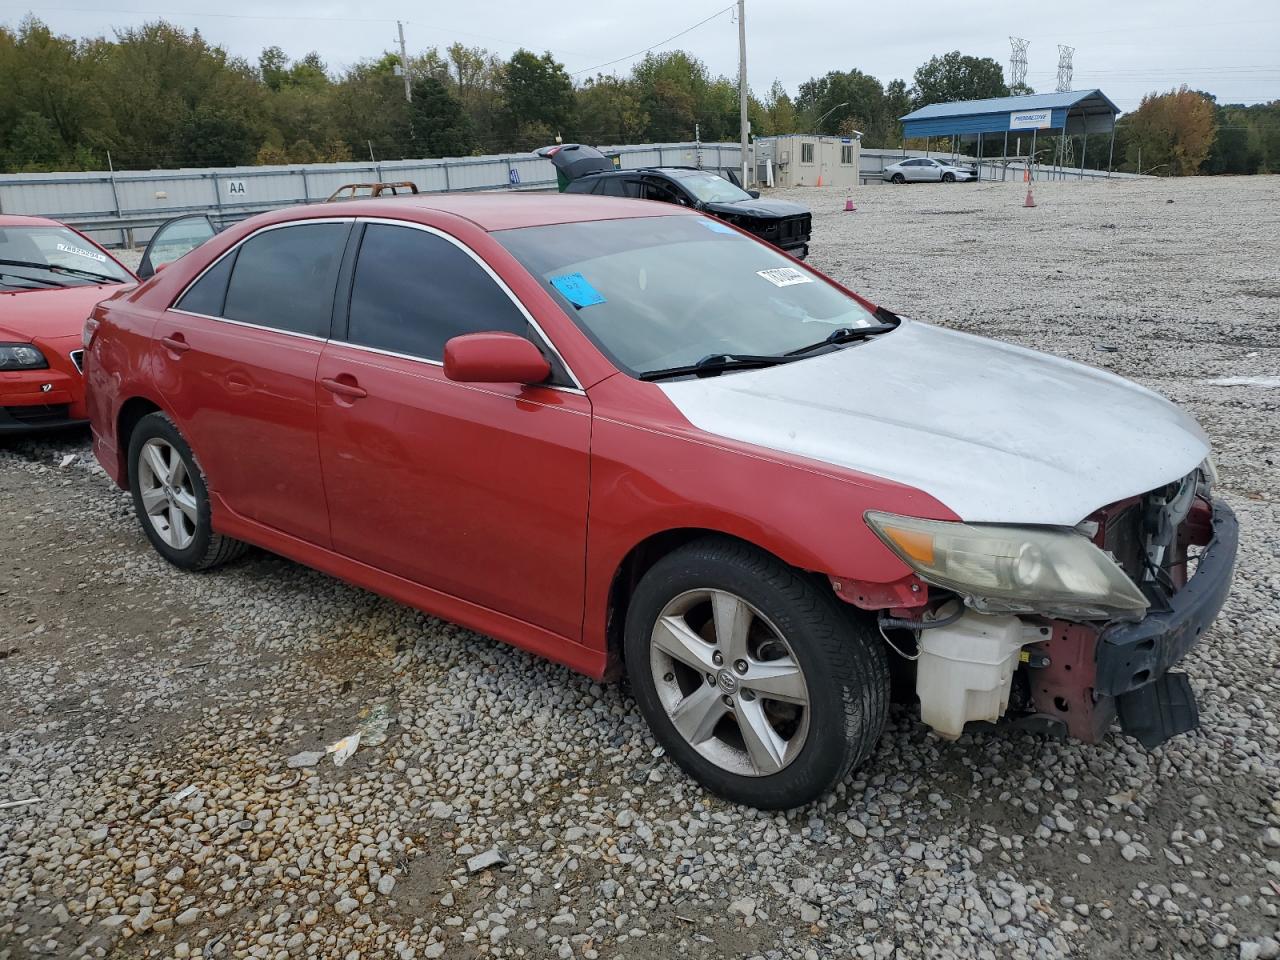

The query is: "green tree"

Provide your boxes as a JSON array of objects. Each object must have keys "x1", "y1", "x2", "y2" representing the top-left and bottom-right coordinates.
[
  {"x1": 576, "y1": 75, "x2": 649, "y2": 143},
  {"x1": 911, "y1": 51, "x2": 1008, "y2": 108},
  {"x1": 632, "y1": 51, "x2": 706, "y2": 141},
  {"x1": 502, "y1": 49, "x2": 574, "y2": 150},
  {"x1": 762, "y1": 79, "x2": 796, "y2": 135},
  {"x1": 404, "y1": 75, "x2": 476, "y2": 157}
]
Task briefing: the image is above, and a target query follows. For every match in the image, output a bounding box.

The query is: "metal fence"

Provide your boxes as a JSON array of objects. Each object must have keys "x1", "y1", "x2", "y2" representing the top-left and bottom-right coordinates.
[
  {"x1": 858, "y1": 147, "x2": 1147, "y2": 185},
  {"x1": 0, "y1": 142, "x2": 744, "y2": 248}
]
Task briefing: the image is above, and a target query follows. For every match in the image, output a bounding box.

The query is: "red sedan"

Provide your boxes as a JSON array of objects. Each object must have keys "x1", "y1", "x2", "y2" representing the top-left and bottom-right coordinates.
[
  {"x1": 86, "y1": 196, "x2": 1234, "y2": 808},
  {"x1": 0, "y1": 215, "x2": 136, "y2": 433}
]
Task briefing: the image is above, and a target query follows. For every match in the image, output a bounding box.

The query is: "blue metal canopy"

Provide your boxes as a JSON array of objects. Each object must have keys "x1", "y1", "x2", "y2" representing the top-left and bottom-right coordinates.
[{"x1": 901, "y1": 90, "x2": 1119, "y2": 139}]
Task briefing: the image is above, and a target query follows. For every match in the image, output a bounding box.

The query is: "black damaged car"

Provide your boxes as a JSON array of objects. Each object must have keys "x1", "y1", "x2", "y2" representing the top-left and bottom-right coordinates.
[{"x1": 565, "y1": 166, "x2": 813, "y2": 259}]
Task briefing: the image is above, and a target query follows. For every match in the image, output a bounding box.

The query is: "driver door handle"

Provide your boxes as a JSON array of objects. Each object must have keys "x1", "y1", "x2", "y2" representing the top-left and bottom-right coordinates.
[
  {"x1": 160, "y1": 334, "x2": 190, "y2": 354},
  {"x1": 320, "y1": 376, "x2": 368, "y2": 400}
]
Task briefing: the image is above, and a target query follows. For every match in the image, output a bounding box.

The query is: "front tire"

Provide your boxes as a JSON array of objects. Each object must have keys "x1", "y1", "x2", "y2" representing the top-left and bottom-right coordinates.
[
  {"x1": 127, "y1": 412, "x2": 248, "y2": 571},
  {"x1": 942, "y1": 172, "x2": 956, "y2": 183},
  {"x1": 624, "y1": 537, "x2": 889, "y2": 809}
]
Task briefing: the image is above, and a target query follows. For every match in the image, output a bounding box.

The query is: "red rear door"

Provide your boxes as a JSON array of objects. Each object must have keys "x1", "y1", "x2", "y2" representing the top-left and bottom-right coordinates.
[
  {"x1": 315, "y1": 221, "x2": 590, "y2": 640},
  {"x1": 153, "y1": 220, "x2": 350, "y2": 546}
]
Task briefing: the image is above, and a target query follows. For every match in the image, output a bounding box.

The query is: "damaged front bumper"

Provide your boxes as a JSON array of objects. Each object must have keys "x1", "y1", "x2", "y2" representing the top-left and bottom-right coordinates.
[
  {"x1": 1021, "y1": 497, "x2": 1236, "y2": 748},
  {"x1": 914, "y1": 498, "x2": 1238, "y2": 749}
]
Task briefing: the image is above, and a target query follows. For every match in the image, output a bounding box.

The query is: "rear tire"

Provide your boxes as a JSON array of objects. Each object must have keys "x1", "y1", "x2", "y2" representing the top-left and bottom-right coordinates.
[
  {"x1": 127, "y1": 412, "x2": 248, "y2": 571},
  {"x1": 891, "y1": 173, "x2": 905, "y2": 184},
  {"x1": 624, "y1": 536, "x2": 889, "y2": 809}
]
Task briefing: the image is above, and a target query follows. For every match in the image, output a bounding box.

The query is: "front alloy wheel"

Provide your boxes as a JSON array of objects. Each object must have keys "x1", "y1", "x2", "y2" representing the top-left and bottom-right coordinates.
[
  {"x1": 650, "y1": 589, "x2": 809, "y2": 776},
  {"x1": 625, "y1": 536, "x2": 889, "y2": 809}
]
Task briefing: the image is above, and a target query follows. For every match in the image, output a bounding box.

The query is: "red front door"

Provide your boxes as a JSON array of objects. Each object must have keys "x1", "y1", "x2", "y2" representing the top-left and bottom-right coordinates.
[{"x1": 314, "y1": 221, "x2": 591, "y2": 640}]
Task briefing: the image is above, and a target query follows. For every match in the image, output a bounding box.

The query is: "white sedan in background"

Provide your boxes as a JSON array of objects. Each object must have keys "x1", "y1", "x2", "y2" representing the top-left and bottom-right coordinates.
[{"x1": 882, "y1": 157, "x2": 978, "y2": 184}]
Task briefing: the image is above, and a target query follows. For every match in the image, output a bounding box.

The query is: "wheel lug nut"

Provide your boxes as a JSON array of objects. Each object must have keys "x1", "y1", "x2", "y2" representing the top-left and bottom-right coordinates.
[
  {"x1": 722, "y1": 695, "x2": 733, "y2": 707},
  {"x1": 712, "y1": 652, "x2": 724, "y2": 666},
  {"x1": 741, "y1": 690, "x2": 756, "y2": 702},
  {"x1": 706, "y1": 673, "x2": 716, "y2": 686},
  {"x1": 663, "y1": 672, "x2": 674, "y2": 683},
  {"x1": 734, "y1": 659, "x2": 748, "y2": 674}
]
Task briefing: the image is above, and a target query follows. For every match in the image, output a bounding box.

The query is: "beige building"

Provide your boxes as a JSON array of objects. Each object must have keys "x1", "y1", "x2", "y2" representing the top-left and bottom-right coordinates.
[{"x1": 753, "y1": 135, "x2": 861, "y2": 189}]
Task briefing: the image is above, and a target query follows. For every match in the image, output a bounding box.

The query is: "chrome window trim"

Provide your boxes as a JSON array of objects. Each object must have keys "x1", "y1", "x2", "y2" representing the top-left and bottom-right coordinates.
[
  {"x1": 352, "y1": 216, "x2": 583, "y2": 391},
  {"x1": 69, "y1": 349, "x2": 84, "y2": 373},
  {"x1": 167, "y1": 214, "x2": 584, "y2": 392},
  {"x1": 169, "y1": 216, "x2": 355, "y2": 318},
  {"x1": 167, "y1": 308, "x2": 331, "y2": 344}
]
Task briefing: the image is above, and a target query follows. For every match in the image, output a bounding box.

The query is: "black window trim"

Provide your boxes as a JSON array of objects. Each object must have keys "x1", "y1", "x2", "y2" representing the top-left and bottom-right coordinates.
[
  {"x1": 334, "y1": 217, "x2": 584, "y2": 392},
  {"x1": 168, "y1": 217, "x2": 354, "y2": 343}
]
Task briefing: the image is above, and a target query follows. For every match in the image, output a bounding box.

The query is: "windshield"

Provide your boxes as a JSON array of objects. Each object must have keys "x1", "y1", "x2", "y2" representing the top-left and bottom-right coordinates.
[
  {"x1": 496, "y1": 216, "x2": 883, "y2": 378},
  {"x1": 0, "y1": 226, "x2": 131, "y2": 289},
  {"x1": 674, "y1": 171, "x2": 752, "y2": 204}
]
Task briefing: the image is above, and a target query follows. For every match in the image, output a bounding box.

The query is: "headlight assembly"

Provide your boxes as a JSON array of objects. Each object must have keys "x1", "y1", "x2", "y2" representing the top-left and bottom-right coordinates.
[
  {"x1": 865, "y1": 511, "x2": 1149, "y2": 620},
  {"x1": 0, "y1": 343, "x2": 48, "y2": 370}
]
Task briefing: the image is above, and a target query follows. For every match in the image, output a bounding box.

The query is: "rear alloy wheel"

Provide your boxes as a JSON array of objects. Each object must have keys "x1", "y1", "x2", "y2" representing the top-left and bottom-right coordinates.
[
  {"x1": 891, "y1": 173, "x2": 905, "y2": 184},
  {"x1": 128, "y1": 412, "x2": 248, "y2": 571},
  {"x1": 625, "y1": 537, "x2": 889, "y2": 808}
]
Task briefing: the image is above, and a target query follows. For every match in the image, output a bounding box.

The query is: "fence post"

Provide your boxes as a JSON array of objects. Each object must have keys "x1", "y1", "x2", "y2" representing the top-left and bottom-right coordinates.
[
  {"x1": 301, "y1": 168, "x2": 311, "y2": 202},
  {"x1": 210, "y1": 173, "x2": 224, "y2": 230}
]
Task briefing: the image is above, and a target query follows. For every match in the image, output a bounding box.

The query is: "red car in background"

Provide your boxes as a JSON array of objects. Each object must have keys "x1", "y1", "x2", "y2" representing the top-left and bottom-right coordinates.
[
  {"x1": 0, "y1": 215, "x2": 136, "y2": 433},
  {"x1": 85, "y1": 196, "x2": 1234, "y2": 809}
]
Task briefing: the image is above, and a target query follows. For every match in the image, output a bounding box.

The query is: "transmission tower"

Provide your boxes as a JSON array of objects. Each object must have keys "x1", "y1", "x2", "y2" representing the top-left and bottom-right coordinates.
[
  {"x1": 1056, "y1": 45, "x2": 1075, "y2": 92},
  {"x1": 1009, "y1": 37, "x2": 1029, "y2": 90}
]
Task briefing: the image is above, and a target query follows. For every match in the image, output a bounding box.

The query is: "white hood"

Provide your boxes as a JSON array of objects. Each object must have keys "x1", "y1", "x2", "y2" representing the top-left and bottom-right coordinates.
[{"x1": 658, "y1": 319, "x2": 1209, "y2": 525}]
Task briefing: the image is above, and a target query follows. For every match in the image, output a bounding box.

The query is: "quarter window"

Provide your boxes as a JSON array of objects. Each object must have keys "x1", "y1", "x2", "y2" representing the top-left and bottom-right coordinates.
[
  {"x1": 841, "y1": 145, "x2": 854, "y2": 165},
  {"x1": 175, "y1": 251, "x2": 237, "y2": 316},
  {"x1": 346, "y1": 224, "x2": 530, "y2": 361},
  {"x1": 800, "y1": 143, "x2": 815, "y2": 163},
  {"x1": 222, "y1": 223, "x2": 348, "y2": 337}
]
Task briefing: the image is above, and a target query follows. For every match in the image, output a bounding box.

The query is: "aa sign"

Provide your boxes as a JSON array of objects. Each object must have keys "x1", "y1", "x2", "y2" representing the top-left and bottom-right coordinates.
[{"x1": 1009, "y1": 109, "x2": 1052, "y2": 130}]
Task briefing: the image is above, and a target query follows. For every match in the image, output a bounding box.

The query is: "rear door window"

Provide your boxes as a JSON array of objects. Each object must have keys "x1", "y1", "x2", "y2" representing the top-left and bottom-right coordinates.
[
  {"x1": 598, "y1": 177, "x2": 641, "y2": 199},
  {"x1": 221, "y1": 223, "x2": 348, "y2": 337},
  {"x1": 344, "y1": 223, "x2": 530, "y2": 361}
]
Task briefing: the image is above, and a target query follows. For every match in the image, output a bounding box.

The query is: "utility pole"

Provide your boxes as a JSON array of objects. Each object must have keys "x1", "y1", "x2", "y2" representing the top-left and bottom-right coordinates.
[
  {"x1": 398, "y1": 21, "x2": 412, "y2": 103},
  {"x1": 737, "y1": 0, "x2": 749, "y2": 185}
]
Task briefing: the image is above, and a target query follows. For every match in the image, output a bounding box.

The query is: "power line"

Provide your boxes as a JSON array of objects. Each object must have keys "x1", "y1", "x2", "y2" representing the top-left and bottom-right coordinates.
[{"x1": 568, "y1": 4, "x2": 734, "y2": 77}]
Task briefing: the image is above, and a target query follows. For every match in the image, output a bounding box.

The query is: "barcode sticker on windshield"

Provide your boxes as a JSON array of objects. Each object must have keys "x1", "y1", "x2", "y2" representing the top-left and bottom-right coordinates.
[
  {"x1": 56, "y1": 242, "x2": 107, "y2": 263},
  {"x1": 756, "y1": 267, "x2": 812, "y2": 287}
]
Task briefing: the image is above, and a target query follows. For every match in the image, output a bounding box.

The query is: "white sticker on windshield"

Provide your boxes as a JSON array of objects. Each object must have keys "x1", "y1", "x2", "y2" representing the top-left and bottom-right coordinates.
[
  {"x1": 56, "y1": 241, "x2": 107, "y2": 263},
  {"x1": 756, "y1": 267, "x2": 812, "y2": 288}
]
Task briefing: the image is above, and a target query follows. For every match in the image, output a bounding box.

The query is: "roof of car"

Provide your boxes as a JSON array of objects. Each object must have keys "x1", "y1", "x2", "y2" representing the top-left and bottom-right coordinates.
[
  {"x1": 289, "y1": 191, "x2": 691, "y2": 232},
  {"x1": 0, "y1": 214, "x2": 64, "y2": 228}
]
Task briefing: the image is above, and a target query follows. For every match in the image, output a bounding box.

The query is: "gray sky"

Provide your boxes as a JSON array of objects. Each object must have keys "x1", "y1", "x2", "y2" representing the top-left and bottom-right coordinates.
[{"x1": 5, "y1": 0, "x2": 1279, "y2": 112}]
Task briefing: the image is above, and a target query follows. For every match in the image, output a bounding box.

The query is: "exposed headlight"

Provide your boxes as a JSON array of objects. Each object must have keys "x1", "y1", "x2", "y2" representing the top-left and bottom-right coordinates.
[
  {"x1": 0, "y1": 343, "x2": 48, "y2": 370},
  {"x1": 865, "y1": 511, "x2": 1149, "y2": 620}
]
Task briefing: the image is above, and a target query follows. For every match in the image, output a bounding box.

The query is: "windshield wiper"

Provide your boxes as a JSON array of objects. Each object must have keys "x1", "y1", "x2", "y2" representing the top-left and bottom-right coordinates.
[
  {"x1": 0, "y1": 258, "x2": 118, "y2": 284},
  {"x1": 784, "y1": 322, "x2": 898, "y2": 357},
  {"x1": 638, "y1": 352, "x2": 801, "y2": 382},
  {"x1": 0, "y1": 267, "x2": 68, "y2": 288}
]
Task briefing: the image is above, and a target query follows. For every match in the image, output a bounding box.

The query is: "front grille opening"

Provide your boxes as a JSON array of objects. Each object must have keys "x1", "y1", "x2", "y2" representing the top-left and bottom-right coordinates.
[{"x1": 4, "y1": 404, "x2": 71, "y2": 425}]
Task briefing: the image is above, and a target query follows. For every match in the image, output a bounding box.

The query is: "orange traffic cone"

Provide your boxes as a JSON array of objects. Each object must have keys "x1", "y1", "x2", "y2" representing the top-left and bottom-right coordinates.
[
  {"x1": 816, "y1": 174, "x2": 823, "y2": 187},
  {"x1": 844, "y1": 196, "x2": 855, "y2": 212},
  {"x1": 1023, "y1": 165, "x2": 1030, "y2": 183},
  {"x1": 1024, "y1": 187, "x2": 1036, "y2": 208}
]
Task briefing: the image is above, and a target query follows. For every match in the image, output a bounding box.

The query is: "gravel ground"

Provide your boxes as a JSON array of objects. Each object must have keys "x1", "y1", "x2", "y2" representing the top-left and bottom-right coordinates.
[{"x1": 2, "y1": 175, "x2": 1279, "y2": 960}]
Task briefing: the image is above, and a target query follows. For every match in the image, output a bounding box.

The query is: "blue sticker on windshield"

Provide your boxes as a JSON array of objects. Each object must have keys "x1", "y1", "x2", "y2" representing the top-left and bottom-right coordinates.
[
  {"x1": 696, "y1": 218, "x2": 737, "y2": 235},
  {"x1": 550, "y1": 272, "x2": 606, "y2": 307}
]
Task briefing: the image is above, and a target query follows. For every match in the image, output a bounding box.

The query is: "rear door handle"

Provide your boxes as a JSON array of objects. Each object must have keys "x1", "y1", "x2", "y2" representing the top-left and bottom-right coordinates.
[
  {"x1": 160, "y1": 334, "x2": 190, "y2": 354},
  {"x1": 320, "y1": 377, "x2": 368, "y2": 400}
]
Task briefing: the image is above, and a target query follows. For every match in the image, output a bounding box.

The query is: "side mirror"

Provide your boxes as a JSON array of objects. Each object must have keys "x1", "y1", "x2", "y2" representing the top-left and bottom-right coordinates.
[
  {"x1": 747, "y1": 189, "x2": 761, "y2": 199},
  {"x1": 443, "y1": 332, "x2": 551, "y2": 385}
]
